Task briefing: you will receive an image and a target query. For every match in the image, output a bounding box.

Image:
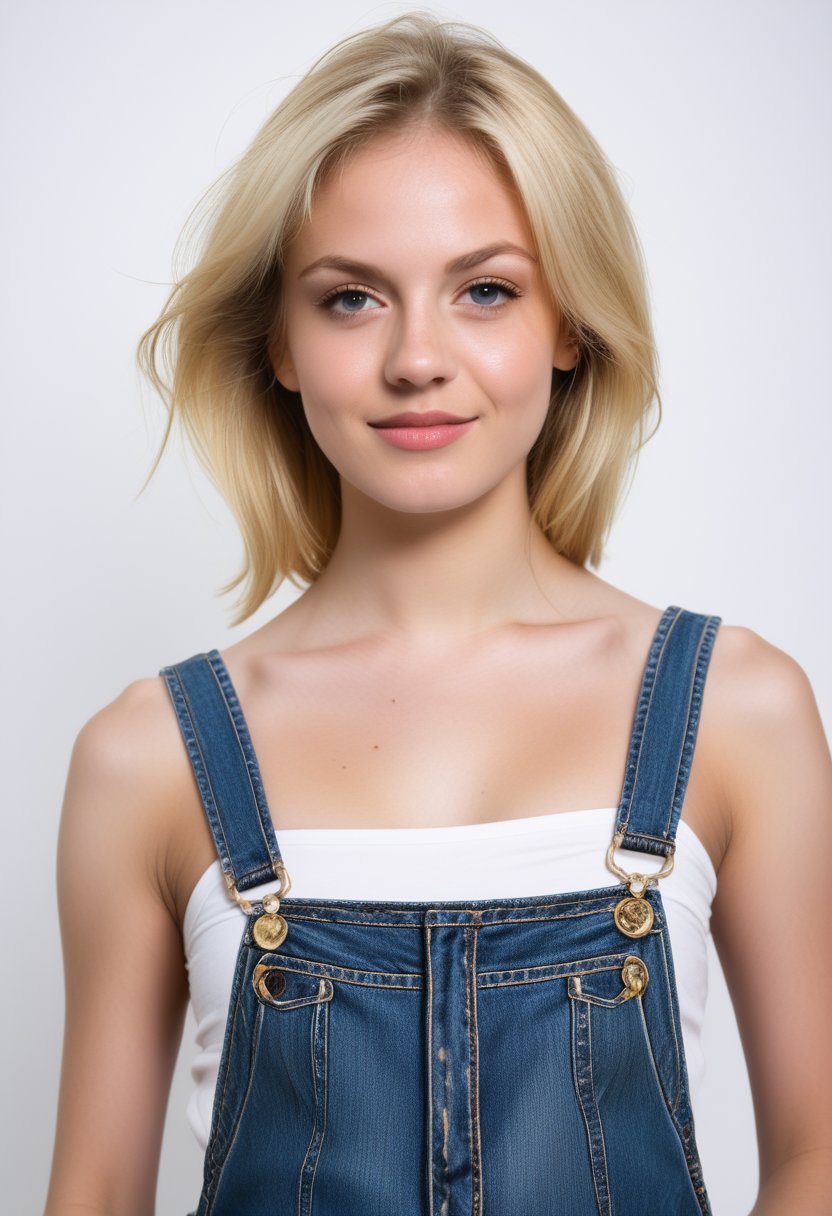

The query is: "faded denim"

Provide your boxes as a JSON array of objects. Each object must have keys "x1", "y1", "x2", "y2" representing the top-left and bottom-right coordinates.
[{"x1": 161, "y1": 604, "x2": 720, "y2": 1215}]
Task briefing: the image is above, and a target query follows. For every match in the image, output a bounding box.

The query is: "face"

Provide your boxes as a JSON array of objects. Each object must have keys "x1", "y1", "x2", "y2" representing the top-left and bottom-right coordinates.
[{"x1": 273, "y1": 124, "x2": 577, "y2": 517}]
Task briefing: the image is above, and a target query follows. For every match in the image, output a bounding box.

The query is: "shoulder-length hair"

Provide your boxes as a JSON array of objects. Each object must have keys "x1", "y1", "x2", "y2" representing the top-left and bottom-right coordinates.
[{"x1": 138, "y1": 11, "x2": 659, "y2": 626}]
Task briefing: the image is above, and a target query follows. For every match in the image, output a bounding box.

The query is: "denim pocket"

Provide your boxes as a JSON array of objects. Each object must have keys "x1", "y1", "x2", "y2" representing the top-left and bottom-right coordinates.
[
  {"x1": 202, "y1": 960, "x2": 333, "y2": 1216},
  {"x1": 567, "y1": 955, "x2": 702, "y2": 1216},
  {"x1": 253, "y1": 962, "x2": 334, "y2": 1010}
]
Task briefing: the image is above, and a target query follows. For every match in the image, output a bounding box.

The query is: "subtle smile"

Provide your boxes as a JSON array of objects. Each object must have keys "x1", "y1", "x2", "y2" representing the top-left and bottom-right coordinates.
[{"x1": 369, "y1": 411, "x2": 477, "y2": 451}]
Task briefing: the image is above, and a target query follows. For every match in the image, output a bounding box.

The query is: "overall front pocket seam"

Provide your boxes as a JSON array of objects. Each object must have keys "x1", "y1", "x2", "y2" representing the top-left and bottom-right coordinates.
[{"x1": 205, "y1": 1002, "x2": 265, "y2": 1215}]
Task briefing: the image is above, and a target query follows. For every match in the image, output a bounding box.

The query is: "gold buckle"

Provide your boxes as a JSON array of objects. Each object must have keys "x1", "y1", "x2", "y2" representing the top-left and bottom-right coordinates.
[
  {"x1": 607, "y1": 832, "x2": 674, "y2": 939},
  {"x1": 605, "y1": 832, "x2": 674, "y2": 894},
  {"x1": 225, "y1": 861, "x2": 292, "y2": 916}
]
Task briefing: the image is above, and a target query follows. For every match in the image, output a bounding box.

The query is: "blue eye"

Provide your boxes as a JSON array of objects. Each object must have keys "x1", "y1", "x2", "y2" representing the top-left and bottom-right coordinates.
[
  {"x1": 466, "y1": 280, "x2": 519, "y2": 308},
  {"x1": 321, "y1": 288, "x2": 381, "y2": 315},
  {"x1": 469, "y1": 282, "x2": 503, "y2": 305},
  {"x1": 337, "y1": 291, "x2": 370, "y2": 311}
]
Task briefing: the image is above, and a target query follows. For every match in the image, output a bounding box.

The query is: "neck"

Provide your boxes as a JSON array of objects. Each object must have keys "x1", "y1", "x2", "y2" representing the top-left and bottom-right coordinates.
[{"x1": 291, "y1": 471, "x2": 588, "y2": 649}]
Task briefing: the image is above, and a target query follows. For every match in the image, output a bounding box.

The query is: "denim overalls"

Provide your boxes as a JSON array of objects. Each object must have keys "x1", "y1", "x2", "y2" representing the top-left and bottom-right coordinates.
[{"x1": 161, "y1": 604, "x2": 720, "y2": 1216}]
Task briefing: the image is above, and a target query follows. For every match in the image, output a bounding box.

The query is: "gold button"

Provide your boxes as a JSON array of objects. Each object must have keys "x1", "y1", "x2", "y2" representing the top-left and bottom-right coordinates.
[
  {"x1": 621, "y1": 955, "x2": 649, "y2": 996},
  {"x1": 253, "y1": 912, "x2": 288, "y2": 950},
  {"x1": 613, "y1": 895, "x2": 654, "y2": 938}
]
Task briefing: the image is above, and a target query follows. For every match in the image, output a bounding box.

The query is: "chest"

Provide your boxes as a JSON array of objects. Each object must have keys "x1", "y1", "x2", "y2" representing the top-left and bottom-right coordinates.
[
  {"x1": 169, "y1": 618, "x2": 728, "y2": 927},
  {"x1": 240, "y1": 637, "x2": 667, "y2": 830}
]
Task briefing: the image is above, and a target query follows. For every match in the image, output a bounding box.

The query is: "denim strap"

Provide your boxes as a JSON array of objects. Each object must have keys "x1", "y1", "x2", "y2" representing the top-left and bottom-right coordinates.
[
  {"x1": 159, "y1": 650, "x2": 284, "y2": 892},
  {"x1": 614, "y1": 606, "x2": 721, "y2": 859}
]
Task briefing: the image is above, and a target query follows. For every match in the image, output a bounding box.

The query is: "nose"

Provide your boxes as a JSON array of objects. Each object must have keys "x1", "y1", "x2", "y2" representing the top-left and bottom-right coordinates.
[{"x1": 383, "y1": 303, "x2": 458, "y2": 389}]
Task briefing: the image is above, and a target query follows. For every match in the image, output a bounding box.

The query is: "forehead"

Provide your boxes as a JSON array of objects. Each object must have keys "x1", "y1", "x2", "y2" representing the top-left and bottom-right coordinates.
[{"x1": 285, "y1": 125, "x2": 535, "y2": 271}]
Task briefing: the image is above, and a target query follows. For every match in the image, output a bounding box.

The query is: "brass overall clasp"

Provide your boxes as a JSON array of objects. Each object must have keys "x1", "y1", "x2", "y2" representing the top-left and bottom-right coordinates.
[
  {"x1": 226, "y1": 862, "x2": 293, "y2": 950},
  {"x1": 605, "y1": 833, "x2": 674, "y2": 939}
]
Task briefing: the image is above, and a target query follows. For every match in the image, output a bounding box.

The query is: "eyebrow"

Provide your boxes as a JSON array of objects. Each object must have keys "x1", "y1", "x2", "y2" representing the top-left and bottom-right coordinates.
[{"x1": 298, "y1": 242, "x2": 538, "y2": 281}]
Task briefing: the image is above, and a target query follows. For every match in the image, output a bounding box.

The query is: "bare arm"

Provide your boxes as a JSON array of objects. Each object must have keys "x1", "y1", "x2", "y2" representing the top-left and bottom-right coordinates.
[
  {"x1": 708, "y1": 628, "x2": 832, "y2": 1214},
  {"x1": 45, "y1": 681, "x2": 191, "y2": 1216}
]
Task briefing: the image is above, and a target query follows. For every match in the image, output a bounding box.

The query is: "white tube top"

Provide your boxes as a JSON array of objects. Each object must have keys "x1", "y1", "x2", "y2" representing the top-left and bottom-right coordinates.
[{"x1": 182, "y1": 806, "x2": 717, "y2": 1151}]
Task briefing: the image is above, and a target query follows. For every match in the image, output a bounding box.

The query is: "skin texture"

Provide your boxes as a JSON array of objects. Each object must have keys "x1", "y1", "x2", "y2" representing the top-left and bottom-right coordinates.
[{"x1": 46, "y1": 126, "x2": 832, "y2": 1215}]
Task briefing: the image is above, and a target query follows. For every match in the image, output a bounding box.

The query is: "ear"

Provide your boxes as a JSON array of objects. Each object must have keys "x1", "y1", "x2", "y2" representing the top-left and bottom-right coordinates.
[
  {"x1": 269, "y1": 338, "x2": 300, "y2": 393},
  {"x1": 553, "y1": 329, "x2": 579, "y2": 373}
]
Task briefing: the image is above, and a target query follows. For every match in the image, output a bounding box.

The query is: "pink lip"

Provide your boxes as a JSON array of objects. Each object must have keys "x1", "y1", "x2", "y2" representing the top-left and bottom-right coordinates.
[
  {"x1": 369, "y1": 410, "x2": 476, "y2": 451},
  {"x1": 370, "y1": 411, "x2": 473, "y2": 427}
]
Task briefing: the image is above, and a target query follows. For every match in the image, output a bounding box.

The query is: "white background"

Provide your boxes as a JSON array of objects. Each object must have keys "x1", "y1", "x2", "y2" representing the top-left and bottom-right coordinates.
[{"x1": 2, "y1": 2, "x2": 830, "y2": 1212}]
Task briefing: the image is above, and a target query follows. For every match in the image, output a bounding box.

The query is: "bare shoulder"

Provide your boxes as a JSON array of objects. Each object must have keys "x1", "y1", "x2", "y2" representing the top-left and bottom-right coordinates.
[
  {"x1": 67, "y1": 674, "x2": 192, "y2": 822},
  {"x1": 704, "y1": 621, "x2": 830, "y2": 839},
  {"x1": 71, "y1": 674, "x2": 182, "y2": 773},
  {"x1": 706, "y1": 622, "x2": 824, "y2": 752},
  {"x1": 59, "y1": 674, "x2": 200, "y2": 919}
]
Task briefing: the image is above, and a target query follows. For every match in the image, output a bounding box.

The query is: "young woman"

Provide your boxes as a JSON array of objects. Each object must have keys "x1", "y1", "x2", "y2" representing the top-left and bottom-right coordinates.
[{"x1": 45, "y1": 13, "x2": 831, "y2": 1216}]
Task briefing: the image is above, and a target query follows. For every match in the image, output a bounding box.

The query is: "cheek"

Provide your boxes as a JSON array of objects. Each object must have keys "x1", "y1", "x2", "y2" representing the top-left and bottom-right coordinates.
[
  {"x1": 473, "y1": 323, "x2": 556, "y2": 415},
  {"x1": 288, "y1": 318, "x2": 380, "y2": 402},
  {"x1": 290, "y1": 351, "x2": 371, "y2": 463}
]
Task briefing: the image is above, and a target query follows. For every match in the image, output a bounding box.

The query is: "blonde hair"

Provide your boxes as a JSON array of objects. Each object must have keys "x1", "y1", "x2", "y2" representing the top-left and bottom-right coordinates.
[{"x1": 138, "y1": 11, "x2": 660, "y2": 626}]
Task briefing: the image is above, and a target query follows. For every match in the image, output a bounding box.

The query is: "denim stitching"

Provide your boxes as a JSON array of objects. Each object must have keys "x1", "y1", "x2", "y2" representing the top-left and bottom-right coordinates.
[
  {"x1": 308, "y1": 993, "x2": 330, "y2": 1211},
  {"x1": 297, "y1": 991, "x2": 329, "y2": 1216},
  {"x1": 570, "y1": 1000, "x2": 612, "y2": 1216},
  {"x1": 204, "y1": 929, "x2": 250, "y2": 1186},
  {"x1": 615, "y1": 606, "x2": 679, "y2": 840},
  {"x1": 256, "y1": 983, "x2": 334, "y2": 1012},
  {"x1": 259, "y1": 954, "x2": 420, "y2": 982},
  {"x1": 660, "y1": 619, "x2": 705, "y2": 840},
  {"x1": 205, "y1": 1002, "x2": 265, "y2": 1214},
  {"x1": 568, "y1": 981, "x2": 634, "y2": 1009},
  {"x1": 586, "y1": 1009, "x2": 613, "y2": 1215},
  {"x1": 682, "y1": 1120, "x2": 713, "y2": 1215},
  {"x1": 206, "y1": 653, "x2": 281, "y2": 877},
  {"x1": 276, "y1": 899, "x2": 620, "y2": 924},
  {"x1": 253, "y1": 952, "x2": 422, "y2": 986},
  {"x1": 161, "y1": 667, "x2": 234, "y2": 882},
  {"x1": 618, "y1": 607, "x2": 682, "y2": 844},
  {"x1": 634, "y1": 996, "x2": 703, "y2": 1210},
  {"x1": 656, "y1": 931, "x2": 682, "y2": 1113},
  {"x1": 479, "y1": 953, "x2": 630, "y2": 985},
  {"x1": 426, "y1": 925, "x2": 435, "y2": 1216},
  {"x1": 663, "y1": 616, "x2": 720, "y2": 840},
  {"x1": 465, "y1": 923, "x2": 483, "y2": 1216}
]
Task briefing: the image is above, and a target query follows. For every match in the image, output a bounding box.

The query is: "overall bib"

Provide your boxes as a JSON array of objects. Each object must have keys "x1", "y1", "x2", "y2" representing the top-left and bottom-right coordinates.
[{"x1": 161, "y1": 604, "x2": 720, "y2": 1216}]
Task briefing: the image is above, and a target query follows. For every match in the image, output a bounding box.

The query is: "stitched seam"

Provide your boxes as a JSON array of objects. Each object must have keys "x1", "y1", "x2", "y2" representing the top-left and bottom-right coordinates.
[
  {"x1": 634, "y1": 996, "x2": 701, "y2": 1209},
  {"x1": 479, "y1": 955, "x2": 629, "y2": 982},
  {"x1": 206, "y1": 938, "x2": 249, "y2": 1179},
  {"x1": 167, "y1": 668, "x2": 234, "y2": 880},
  {"x1": 663, "y1": 615, "x2": 719, "y2": 840},
  {"x1": 308, "y1": 992, "x2": 330, "y2": 1209},
  {"x1": 296, "y1": 1005, "x2": 316, "y2": 1216},
  {"x1": 257, "y1": 954, "x2": 422, "y2": 984},
  {"x1": 620, "y1": 607, "x2": 682, "y2": 838},
  {"x1": 657, "y1": 931, "x2": 682, "y2": 1113},
  {"x1": 617, "y1": 606, "x2": 680, "y2": 837},
  {"x1": 278, "y1": 905, "x2": 621, "y2": 928},
  {"x1": 426, "y1": 925, "x2": 435, "y2": 1216},
  {"x1": 466, "y1": 925, "x2": 483, "y2": 1216},
  {"x1": 256, "y1": 991, "x2": 333, "y2": 1011},
  {"x1": 297, "y1": 992, "x2": 329, "y2": 1216},
  {"x1": 277, "y1": 893, "x2": 621, "y2": 920},
  {"x1": 205, "y1": 1002, "x2": 264, "y2": 1212},
  {"x1": 569, "y1": 988, "x2": 631, "y2": 1010},
  {"x1": 586, "y1": 1009, "x2": 613, "y2": 1216},
  {"x1": 571, "y1": 1001, "x2": 609, "y2": 1216},
  {"x1": 206, "y1": 656, "x2": 278, "y2": 875},
  {"x1": 619, "y1": 830, "x2": 676, "y2": 844},
  {"x1": 660, "y1": 620, "x2": 708, "y2": 839}
]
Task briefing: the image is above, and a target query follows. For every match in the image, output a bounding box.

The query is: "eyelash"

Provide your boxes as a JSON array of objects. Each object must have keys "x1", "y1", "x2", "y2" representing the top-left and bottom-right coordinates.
[{"x1": 316, "y1": 277, "x2": 523, "y2": 318}]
